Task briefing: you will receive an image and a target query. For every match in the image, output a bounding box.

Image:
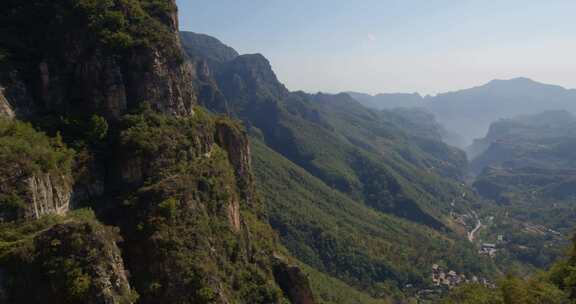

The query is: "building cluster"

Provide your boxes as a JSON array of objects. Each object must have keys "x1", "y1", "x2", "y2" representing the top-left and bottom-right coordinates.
[
  {"x1": 479, "y1": 243, "x2": 497, "y2": 257},
  {"x1": 431, "y1": 264, "x2": 493, "y2": 289}
]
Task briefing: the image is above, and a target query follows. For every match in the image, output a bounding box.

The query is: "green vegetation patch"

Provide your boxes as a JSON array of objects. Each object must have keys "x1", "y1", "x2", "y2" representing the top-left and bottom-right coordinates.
[{"x1": 0, "y1": 118, "x2": 74, "y2": 220}]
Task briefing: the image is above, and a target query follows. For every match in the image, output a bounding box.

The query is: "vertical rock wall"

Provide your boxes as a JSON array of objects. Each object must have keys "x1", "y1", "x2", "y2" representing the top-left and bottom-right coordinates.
[{"x1": 25, "y1": 174, "x2": 71, "y2": 220}]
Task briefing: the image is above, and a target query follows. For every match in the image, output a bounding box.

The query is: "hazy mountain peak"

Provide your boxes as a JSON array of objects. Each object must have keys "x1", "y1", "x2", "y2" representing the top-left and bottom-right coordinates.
[
  {"x1": 236, "y1": 53, "x2": 269, "y2": 62},
  {"x1": 346, "y1": 91, "x2": 425, "y2": 110},
  {"x1": 424, "y1": 77, "x2": 576, "y2": 147},
  {"x1": 486, "y1": 77, "x2": 537, "y2": 85}
]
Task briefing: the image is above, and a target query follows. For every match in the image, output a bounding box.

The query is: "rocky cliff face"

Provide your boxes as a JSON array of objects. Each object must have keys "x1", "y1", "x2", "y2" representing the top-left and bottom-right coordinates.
[
  {"x1": 0, "y1": 1, "x2": 316, "y2": 303},
  {"x1": 0, "y1": 0, "x2": 196, "y2": 120},
  {"x1": 4, "y1": 37, "x2": 196, "y2": 119},
  {"x1": 25, "y1": 173, "x2": 72, "y2": 219},
  {"x1": 215, "y1": 121, "x2": 256, "y2": 208}
]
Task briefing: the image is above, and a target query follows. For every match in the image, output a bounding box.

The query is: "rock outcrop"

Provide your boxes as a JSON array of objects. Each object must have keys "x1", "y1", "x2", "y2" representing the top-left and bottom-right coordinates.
[
  {"x1": 215, "y1": 121, "x2": 256, "y2": 207},
  {"x1": 1, "y1": 220, "x2": 135, "y2": 304},
  {"x1": 273, "y1": 256, "x2": 316, "y2": 304},
  {"x1": 0, "y1": 0, "x2": 196, "y2": 120}
]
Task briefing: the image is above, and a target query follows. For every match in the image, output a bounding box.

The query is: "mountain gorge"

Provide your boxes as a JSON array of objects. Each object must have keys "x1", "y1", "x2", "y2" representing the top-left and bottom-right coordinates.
[
  {"x1": 180, "y1": 31, "x2": 504, "y2": 301},
  {"x1": 1, "y1": 1, "x2": 575, "y2": 303}
]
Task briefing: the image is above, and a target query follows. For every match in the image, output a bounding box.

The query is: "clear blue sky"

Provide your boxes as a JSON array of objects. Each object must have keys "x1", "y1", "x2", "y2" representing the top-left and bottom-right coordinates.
[{"x1": 177, "y1": 0, "x2": 576, "y2": 95}]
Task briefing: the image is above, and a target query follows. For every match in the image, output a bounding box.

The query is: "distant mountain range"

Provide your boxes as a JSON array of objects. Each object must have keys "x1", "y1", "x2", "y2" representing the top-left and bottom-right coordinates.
[
  {"x1": 348, "y1": 78, "x2": 576, "y2": 148},
  {"x1": 347, "y1": 92, "x2": 425, "y2": 109}
]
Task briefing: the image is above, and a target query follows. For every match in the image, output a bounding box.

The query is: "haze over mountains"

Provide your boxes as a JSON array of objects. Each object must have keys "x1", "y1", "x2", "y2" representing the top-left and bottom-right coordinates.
[{"x1": 349, "y1": 78, "x2": 576, "y2": 148}]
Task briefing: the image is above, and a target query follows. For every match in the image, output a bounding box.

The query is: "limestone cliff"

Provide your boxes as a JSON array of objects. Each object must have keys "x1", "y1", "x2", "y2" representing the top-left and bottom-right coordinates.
[
  {"x1": 0, "y1": 0, "x2": 196, "y2": 119},
  {"x1": 25, "y1": 173, "x2": 72, "y2": 219}
]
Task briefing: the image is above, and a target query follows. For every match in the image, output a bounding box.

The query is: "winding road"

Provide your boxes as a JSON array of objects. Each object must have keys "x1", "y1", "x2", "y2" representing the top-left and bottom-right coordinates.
[
  {"x1": 467, "y1": 211, "x2": 483, "y2": 242},
  {"x1": 468, "y1": 219, "x2": 482, "y2": 242}
]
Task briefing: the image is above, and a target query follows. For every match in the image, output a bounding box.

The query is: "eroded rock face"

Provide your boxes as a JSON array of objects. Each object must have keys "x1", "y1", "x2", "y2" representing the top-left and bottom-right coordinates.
[
  {"x1": 4, "y1": 46, "x2": 196, "y2": 120},
  {"x1": 25, "y1": 173, "x2": 72, "y2": 219},
  {"x1": 0, "y1": 0, "x2": 196, "y2": 120},
  {"x1": 123, "y1": 48, "x2": 196, "y2": 117},
  {"x1": 215, "y1": 122, "x2": 256, "y2": 207},
  {"x1": 0, "y1": 168, "x2": 72, "y2": 222},
  {"x1": 226, "y1": 195, "x2": 241, "y2": 232}
]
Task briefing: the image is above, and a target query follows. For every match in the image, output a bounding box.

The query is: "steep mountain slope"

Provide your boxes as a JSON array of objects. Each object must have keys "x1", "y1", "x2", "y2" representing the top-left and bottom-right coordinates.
[
  {"x1": 181, "y1": 31, "x2": 498, "y2": 299},
  {"x1": 252, "y1": 138, "x2": 493, "y2": 301},
  {"x1": 0, "y1": 1, "x2": 311, "y2": 303}
]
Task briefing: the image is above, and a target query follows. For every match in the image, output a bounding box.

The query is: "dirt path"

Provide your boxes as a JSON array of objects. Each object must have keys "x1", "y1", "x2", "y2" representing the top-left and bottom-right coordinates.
[{"x1": 468, "y1": 219, "x2": 482, "y2": 242}]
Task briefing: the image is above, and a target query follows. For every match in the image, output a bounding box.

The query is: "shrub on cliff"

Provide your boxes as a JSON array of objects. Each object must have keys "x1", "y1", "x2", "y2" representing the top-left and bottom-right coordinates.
[{"x1": 0, "y1": 118, "x2": 74, "y2": 220}]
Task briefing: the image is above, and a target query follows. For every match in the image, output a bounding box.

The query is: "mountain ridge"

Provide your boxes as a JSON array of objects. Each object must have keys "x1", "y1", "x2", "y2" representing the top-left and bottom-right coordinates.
[{"x1": 347, "y1": 77, "x2": 576, "y2": 148}]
